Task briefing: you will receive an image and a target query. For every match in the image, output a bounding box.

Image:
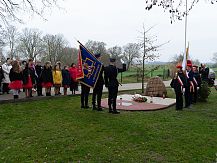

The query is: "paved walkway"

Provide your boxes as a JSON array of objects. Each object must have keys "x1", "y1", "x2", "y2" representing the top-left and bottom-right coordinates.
[
  {"x1": 0, "y1": 80, "x2": 172, "y2": 103},
  {"x1": 0, "y1": 79, "x2": 216, "y2": 103}
]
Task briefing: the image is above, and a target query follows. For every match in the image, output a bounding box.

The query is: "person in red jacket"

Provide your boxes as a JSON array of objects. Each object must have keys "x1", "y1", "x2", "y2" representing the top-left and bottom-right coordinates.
[{"x1": 69, "y1": 63, "x2": 78, "y2": 94}]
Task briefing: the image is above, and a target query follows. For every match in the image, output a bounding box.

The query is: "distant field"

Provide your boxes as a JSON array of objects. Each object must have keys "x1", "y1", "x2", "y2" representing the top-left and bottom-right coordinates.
[{"x1": 118, "y1": 65, "x2": 171, "y2": 84}]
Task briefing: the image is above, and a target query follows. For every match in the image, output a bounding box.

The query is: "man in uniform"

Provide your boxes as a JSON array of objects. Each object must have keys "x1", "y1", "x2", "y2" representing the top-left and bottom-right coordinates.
[
  {"x1": 170, "y1": 64, "x2": 186, "y2": 110},
  {"x1": 92, "y1": 53, "x2": 104, "y2": 111},
  {"x1": 81, "y1": 83, "x2": 90, "y2": 109},
  {"x1": 199, "y1": 63, "x2": 209, "y2": 82},
  {"x1": 185, "y1": 60, "x2": 194, "y2": 108},
  {"x1": 104, "y1": 58, "x2": 126, "y2": 114},
  {"x1": 192, "y1": 65, "x2": 201, "y2": 104}
]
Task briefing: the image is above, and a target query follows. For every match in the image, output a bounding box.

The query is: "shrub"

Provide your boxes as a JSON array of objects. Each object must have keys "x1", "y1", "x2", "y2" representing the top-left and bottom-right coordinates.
[{"x1": 198, "y1": 81, "x2": 211, "y2": 102}]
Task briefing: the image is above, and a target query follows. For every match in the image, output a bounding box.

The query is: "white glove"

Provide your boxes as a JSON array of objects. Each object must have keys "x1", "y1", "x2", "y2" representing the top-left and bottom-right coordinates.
[{"x1": 182, "y1": 88, "x2": 185, "y2": 94}]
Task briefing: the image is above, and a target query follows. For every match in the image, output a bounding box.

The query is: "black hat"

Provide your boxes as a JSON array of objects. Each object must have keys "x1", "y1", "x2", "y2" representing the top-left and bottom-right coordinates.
[
  {"x1": 110, "y1": 58, "x2": 116, "y2": 62},
  {"x1": 95, "y1": 53, "x2": 101, "y2": 58}
]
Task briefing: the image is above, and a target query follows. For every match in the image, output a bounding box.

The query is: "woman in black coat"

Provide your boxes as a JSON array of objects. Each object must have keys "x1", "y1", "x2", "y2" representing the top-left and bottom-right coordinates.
[
  {"x1": 62, "y1": 66, "x2": 71, "y2": 95},
  {"x1": 22, "y1": 60, "x2": 36, "y2": 98},
  {"x1": 0, "y1": 66, "x2": 4, "y2": 93},
  {"x1": 9, "y1": 60, "x2": 23, "y2": 99},
  {"x1": 41, "y1": 61, "x2": 53, "y2": 96}
]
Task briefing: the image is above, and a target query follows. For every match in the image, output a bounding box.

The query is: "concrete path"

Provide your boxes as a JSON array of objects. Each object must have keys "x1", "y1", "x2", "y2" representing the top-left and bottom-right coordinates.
[
  {"x1": 0, "y1": 80, "x2": 172, "y2": 102},
  {"x1": 0, "y1": 79, "x2": 215, "y2": 103}
]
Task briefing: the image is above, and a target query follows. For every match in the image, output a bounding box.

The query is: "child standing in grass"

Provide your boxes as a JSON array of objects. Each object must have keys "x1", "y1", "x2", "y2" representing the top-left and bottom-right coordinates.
[
  {"x1": 9, "y1": 60, "x2": 23, "y2": 99},
  {"x1": 62, "y1": 66, "x2": 71, "y2": 95},
  {"x1": 53, "y1": 64, "x2": 62, "y2": 96},
  {"x1": 41, "y1": 61, "x2": 53, "y2": 96},
  {"x1": 69, "y1": 63, "x2": 78, "y2": 94},
  {"x1": 22, "y1": 59, "x2": 36, "y2": 98}
]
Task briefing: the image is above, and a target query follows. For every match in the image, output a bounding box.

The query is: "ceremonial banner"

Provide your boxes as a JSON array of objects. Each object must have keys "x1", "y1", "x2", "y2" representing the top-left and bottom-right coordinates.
[
  {"x1": 76, "y1": 49, "x2": 84, "y2": 79},
  {"x1": 182, "y1": 42, "x2": 189, "y2": 70},
  {"x1": 77, "y1": 43, "x2": 102, "y2": 88}
]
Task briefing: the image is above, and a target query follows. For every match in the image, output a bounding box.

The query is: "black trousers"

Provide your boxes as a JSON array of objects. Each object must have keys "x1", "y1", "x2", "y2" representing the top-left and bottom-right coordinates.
[
  {"x1": 175, "y1": 90, "x2": 183, "y2": 110},
  {"x1": 193, "y1": 86, "x2": 198, "y2": 103},
  {"x1": 185, "y1": 86, "x2": 192, "y2": 107},
  {"x1": 81, "y1": 84, "x2": 90, "y2": 107},
  {"x1": 108, "y1": 86, "x2": 118, "y2": 111},
  {"x1": 92, "y1": 84, "x2": 103, "y2": 108},
  {"x1": 2, "y1": 83, "x2": 9, "y2": 94},
  {"x1": 37, "y1": 84, "x2": 43, "y2": 96}
]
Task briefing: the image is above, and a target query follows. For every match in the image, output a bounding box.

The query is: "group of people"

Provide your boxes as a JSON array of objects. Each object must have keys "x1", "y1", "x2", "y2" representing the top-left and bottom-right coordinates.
[
  {"x1": 0, "y1": 58, "x2": 79, "y2": 99},
  {"x1": 79, "y1": 53, "x2": 126, "y2": 114},
  {"x1": 0, "y1": 53, "x2": 127, "y2": 114},
  {"x1": 171, "y1": 60, "x2": 210, "y2": 110}
]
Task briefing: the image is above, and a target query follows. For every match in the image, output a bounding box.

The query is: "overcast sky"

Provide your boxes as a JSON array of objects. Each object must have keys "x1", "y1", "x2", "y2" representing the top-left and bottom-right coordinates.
[{"x1": 20, "y1": 0, "x2": 217, "y2": 63}]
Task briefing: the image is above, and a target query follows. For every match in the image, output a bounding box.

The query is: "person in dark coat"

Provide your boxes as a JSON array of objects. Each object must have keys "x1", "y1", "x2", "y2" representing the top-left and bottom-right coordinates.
[
  {"x1": 184, "y1": 60, "x2": 194, "y2": 108},
  {"x1": 41, "y1": 61, "x2": 53, "y2": 96},
  {"x1": 92, "y1": 53, "x2": 104, "y2": 111},
  {"x1": 22, "y1": 59, "x2": 36, "y2": 98},
  {"x1": 35, "y1": 61, "x2": 43, "y2": 96},
  {"x1": 192, "y1": 65, "x2": 201, "y2": 104},
  {"x1": 80, "y1": 83, "x2": 90, "y2": 109},
  {"x1": 0, "y1": 65, "x2": 4, "y2": 94},
  {"x1": 104, "y1": 58, "x2": 126, "y2": 114},
  {"x1": 199, "y1": 63, "x2": 209, "y2": 82},
  {"x1": 62, "y1": 66, "x2": 71, "y2": 95},
  {"x1": 9, "y1": 60, "x2": 23, "y2": 99},
  {"x1": 170, "y1": 64, "x2": 186, "y2": 110}
]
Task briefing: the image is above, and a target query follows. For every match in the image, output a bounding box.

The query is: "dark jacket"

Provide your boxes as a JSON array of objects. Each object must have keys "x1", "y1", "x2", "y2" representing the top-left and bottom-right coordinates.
[
  {"x1": 170, "y1": 71, "x2": 186, "y2": 92},
  {"x1": 104, "y1": 64, "x2": 126, "y2": 87},
  {"x1": 23, "y1": 67, "x2": 36, "y2": 85},
  {"x1": 35, "y1": 65, "x2": 43, "y2": 84},
  {"x1": 95, "y1": 65, "x2": 104, "y2": 88},
  {"x1": 199, "y1": 67, "x2": 209, "y2": 81},
  {"x1": 62, "y1": 69, "x2": 71, "y2": 86},
  {"x1": 193, "y1": 71, "x2": 201, "y2": 87},
  {"x1": 9, "y1": 68, "x2": 23, "y2": 82},
  {"x1": 186, "y1": 70, "x2": 194, "y2": 87},
  {"x1": 0, "y1": 66, "x2": 4, "y2": 82},
  {"x1": 41, "y1": 67, "x2": 53, "y2": 83}
]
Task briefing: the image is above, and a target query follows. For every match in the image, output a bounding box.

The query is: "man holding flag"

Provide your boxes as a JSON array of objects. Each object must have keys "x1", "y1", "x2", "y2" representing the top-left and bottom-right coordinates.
[
  {"x1": 185, "y1": 60, "x2": 194, "y2": 108},
  {"x1": 92, "y1": 53, "x2": 104, "y2": 111},
  {"x1": 76, "y1": 42, "x2": 103, "y2": 109}
]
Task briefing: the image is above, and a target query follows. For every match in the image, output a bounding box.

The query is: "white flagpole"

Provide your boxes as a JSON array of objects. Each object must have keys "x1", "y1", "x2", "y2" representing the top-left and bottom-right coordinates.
[{"x1": 182, "y1": 0, "x2": 188, "y2": 71}]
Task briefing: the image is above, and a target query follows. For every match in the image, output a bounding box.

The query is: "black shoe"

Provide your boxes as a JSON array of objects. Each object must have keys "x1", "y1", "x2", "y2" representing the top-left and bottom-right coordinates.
[
  {"x1": 85, "y1": 106, "x2": 90, "y2": 109},
  {"x1": 92, "y1": 105, "x2": 97, "y2": 110},
  {"x1": 97, "y1": 107, "x2": 103, "y2": 111},
  {"x1": 14, "y1": 95, "x2": 19, "y2": 99},
  {"x1": 109, "y1": 110, "x2": 113, "y2": 113},
  {"x1": 81, "y1": 105, "x2": 85, "y2": 109},
  {"x1": 112, "y1": 111, "x2": 120, "y2": 114}
]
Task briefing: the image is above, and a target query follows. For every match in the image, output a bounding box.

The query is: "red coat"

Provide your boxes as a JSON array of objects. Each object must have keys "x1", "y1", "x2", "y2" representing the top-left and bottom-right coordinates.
[{"x1": 69, "y1": 67, "x2": 78, "y2": 81}]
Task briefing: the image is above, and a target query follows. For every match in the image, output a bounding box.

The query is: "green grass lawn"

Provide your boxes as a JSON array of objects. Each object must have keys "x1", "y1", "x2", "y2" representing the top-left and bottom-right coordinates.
[
  {"x1": 118, "y1": 65, "x2": 171, "y2": 84},
  {"x1": 0, "y1": 89, "x2": 217, "y2": 162}
]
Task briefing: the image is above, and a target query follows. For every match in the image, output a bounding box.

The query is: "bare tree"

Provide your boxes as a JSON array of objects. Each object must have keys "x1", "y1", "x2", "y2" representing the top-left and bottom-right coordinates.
[
  {"x1": 85, "y1": 40, "x2": 107, "y2": 54},
  {"x1": 42, "y1": 34, "x2": 68, "y2": 64},
  {"x1": 59, "y1": 47, "x2": 78, "y2": 66},
  {"x1": 145, "y1": 0, "x2": 217, "y2": 23},
  {"x1": 123, "y1": 43, "x2": 141, "y2": 70},
  {"x1": 85, "y1": 40, "x2": 110, "y2": 65},
  {"x1": 1, "y1": 25, "x2": 19, "y2": 59},
  {"x1": 107, "y1": 46, "x2": 122, "y2": 58},
  {"x1": 0, "y1": 0, "x2": 62, "y2": 25},
  {"x1": 17, "y1": 28, "x2": 44, "y2": 60}
]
